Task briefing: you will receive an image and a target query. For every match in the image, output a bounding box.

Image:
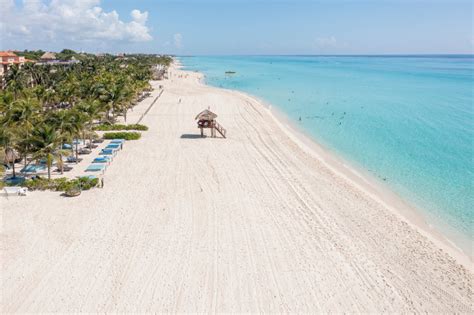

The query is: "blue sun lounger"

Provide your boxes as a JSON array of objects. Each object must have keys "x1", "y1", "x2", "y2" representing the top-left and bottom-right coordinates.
[
  {"x1": 20, "y1": 164, "x2": 46, "y2": 173},
  {"x1": 4, "y1": 176, "x2": 26, "y2": 185},
  {"x1": 110, "y1": 139, "x2": 125, "y2": 144},
  {"x1": 105, "y1": 144, "x2": 121, "y2": 150},
  {"x1": 92, "y1": 156, "x2": 111, "y2": 163},
  {"x1": 100, "y1": 149, "x2": 117, "y2": 156},
  {"x1": 85, "y1": 164, "x2": 106, "y2": 172}
]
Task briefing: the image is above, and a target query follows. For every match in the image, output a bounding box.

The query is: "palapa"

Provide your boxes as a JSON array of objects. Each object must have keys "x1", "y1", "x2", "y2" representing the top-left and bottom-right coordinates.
[{"x1": 195, "y1": 109, "x2": 217, "y2": 121}]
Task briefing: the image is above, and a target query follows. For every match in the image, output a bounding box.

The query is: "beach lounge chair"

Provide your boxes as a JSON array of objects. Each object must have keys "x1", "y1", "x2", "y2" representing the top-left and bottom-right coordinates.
[
  {"x1": 86, "y1": 143, "x2": 98, "y2": 149},
  {"x1": 99, "y1": 154, "x2": 113, "y2": 161},
  {"x1": 100, "y1": 149, "x2": 117, "y2": 156},
  {"x1": 20, "y1": 164, "x2": 46, "y2": 173},
  {"x1": 92, "y1": 156, "x2": 111, "y2": 164},
  {"x1": 110, "y1": 139, "x2": 125, "y2": 144},
  {"x1": 4, "y1": 176, "x2": 26, "y2": 185},
  {"x1": 67, "y1": 156, "x2": 83, "y2": 163},
  {"x1": 85, "y1": 164, "x2": 106, "y2": 172},
  {"x1": 54, "y1": 165, "x2": 73, "y2": 172},
  {"x1": 3, "y1": 186, "x2": 28, "y2": 196},
  {"x1": 78, "y1": 148, "x2": 92, "y2": 155},
  {"x1": 105, "y1": 144, "x2": 121, "y2": 150}
]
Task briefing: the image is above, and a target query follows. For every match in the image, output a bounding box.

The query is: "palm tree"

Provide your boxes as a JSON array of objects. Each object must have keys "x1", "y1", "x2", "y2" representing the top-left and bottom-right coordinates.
[
  {"x1": 0, "y1": 91, "x2": 21, "y2": 178},
  {"x1": 0, "y1": 127, "x2": 19, "y2": 178},
  {"x1": 46, "y1": 109, "x2": 85, "y2": 165},
  {"x1": 44, "y1": 111, "x2": 71, "y2": 172},
  {"x1": 33, "y1": 84, "x2": 58, "y2": 109},
  {"x1": 57, "y1": 72, "x2": 80, "y2": 106},
  {"x1": 64, "y1": 109, "x2": 86, "y2": 162},
  {"x1": 29, "y1": 124, "x2": 67, "y2": 179},
  {"x1": 76, "y1": 100, "x2": 103, "y2": 146},
  {"x1": 21, "y1": 62, "x2": 42, "y2": 88},
  {"x1": 3, "y1": 95, "x2": 41, "y2": 169},
  {"x1": 4, "y1": 64, "x2": 28, "y2": 98}
]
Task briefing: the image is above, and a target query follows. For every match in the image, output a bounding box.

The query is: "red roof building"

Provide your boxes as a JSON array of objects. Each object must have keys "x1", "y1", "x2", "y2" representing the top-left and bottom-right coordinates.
[{"x1": 0, "y1": 51, "x2": 26, "y2": 76}]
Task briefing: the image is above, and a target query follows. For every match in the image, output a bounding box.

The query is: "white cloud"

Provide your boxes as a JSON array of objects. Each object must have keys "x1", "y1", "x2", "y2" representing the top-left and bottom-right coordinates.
[
  {"x1": 174, "y1": 33, "x2": 183, "y2": 49},
  {"x1": 131, "y1": 9, "x2": 148, "y2": 24},
  {"x1": 1, "y1": 0, "x2": 152, "y2": 44},
  {"x1": 314, "y1": 36, "x2": 337, "y2": 49}
]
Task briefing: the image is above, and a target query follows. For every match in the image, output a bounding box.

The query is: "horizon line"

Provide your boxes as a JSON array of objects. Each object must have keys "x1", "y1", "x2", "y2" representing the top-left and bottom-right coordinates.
[{"x1": 176, "y1": 53, "x2": 474, "y2": 57}]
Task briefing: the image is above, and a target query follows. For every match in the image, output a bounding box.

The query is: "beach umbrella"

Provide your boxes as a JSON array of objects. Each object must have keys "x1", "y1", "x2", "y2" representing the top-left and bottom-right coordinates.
[{"x1": 4, "y1": 148, "x2": 19, "y2": 163}]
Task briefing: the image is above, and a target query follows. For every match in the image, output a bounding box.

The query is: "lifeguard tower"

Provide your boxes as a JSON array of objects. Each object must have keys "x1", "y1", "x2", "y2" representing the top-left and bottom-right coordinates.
[{"x1": 195, "y1": 109, "x2": 227, "y2": 138}]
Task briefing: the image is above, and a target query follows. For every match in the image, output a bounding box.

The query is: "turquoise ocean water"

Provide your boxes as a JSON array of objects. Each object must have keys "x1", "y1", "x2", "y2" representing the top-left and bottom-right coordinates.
[{"x1": 180, "y1": 56, "x2": 473, "y2": 250}]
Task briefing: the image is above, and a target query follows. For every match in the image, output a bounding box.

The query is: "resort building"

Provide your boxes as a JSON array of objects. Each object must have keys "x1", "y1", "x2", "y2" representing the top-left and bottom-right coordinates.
[
  {"x1": 40, "y1": 52, "x2": 57, "y2": 61},
  {"x1": 37, "y1": 52, "x2": 80, "y2": 66},
  {"x1": 0, "y1": 51, "x2": 26, "y2": 76}
]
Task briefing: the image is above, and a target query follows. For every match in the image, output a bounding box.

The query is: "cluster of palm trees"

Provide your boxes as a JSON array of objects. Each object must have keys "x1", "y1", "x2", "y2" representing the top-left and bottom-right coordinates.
[{"x1": 0, "y1": 53, "x2": 172, "y2": 180}]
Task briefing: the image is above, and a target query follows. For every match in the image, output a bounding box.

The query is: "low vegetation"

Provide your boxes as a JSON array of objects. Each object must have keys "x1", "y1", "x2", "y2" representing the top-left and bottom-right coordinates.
[
  {"x1": 103, "y1": 132, "x2": 141, "y2": 140},
  {"x1": 93, "y1": 123, "x2": 148, "y2": 131},
  {"x1": 23, "y1": 176, "x2": 98, "y2": 191}
]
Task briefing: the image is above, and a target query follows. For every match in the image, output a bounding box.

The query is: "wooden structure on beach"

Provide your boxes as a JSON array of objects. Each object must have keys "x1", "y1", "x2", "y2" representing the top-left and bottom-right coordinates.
[{"x1": 195, "y1": 109, "x2": 227, "y2": 138}]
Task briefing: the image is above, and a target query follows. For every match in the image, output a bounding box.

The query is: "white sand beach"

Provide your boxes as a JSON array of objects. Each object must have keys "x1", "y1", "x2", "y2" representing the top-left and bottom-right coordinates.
[{"x1": 1, "y1": 64, "x2": 472, "y2": 313}]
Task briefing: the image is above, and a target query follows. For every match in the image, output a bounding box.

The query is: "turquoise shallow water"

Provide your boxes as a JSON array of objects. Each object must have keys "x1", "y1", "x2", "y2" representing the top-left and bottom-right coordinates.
[{"x1": 180, "y1": 55, "x2": 473, "y2": 248}]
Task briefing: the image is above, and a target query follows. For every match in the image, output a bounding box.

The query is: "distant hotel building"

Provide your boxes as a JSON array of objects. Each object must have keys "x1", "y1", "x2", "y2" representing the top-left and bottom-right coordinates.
[
  {"x1": 36, "y1": 52, "x2": 80, "y2": 65},
  {"x1": 0, "y1": 51, "x2": 26, "y2": 76},
  {"x1": 40, "y1": 52, "x2": 57, "y2": 61}
]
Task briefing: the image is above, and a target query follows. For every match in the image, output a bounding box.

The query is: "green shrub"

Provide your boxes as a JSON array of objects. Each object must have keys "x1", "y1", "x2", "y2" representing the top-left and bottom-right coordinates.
[
  {"x1": 126, "y1": 124, "x2": 148, "y2": 131},
  {"x1": 103, "y1": 132, "x2": 141, "y2": 140},
  {"x1": 77, "y1": 177, "x2": 99, "y2": 190},
  {"x1": 93, "y1": 124, "x2": 148, "y2": 131},
  {"x1": 23, "y1": 176, "x2": 98, "y2": 192},
  {"x1": 24, "y1": 177, "x2": 59, "y2": 191},
  {"x1": 54, "y1": 177, "x2": 70, "y2": 191}
]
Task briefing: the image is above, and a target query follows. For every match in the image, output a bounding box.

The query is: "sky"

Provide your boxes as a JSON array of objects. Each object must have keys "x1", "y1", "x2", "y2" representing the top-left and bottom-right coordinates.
[{"x1": 0, "y1": 0, "x2": 473, "y2": 55}]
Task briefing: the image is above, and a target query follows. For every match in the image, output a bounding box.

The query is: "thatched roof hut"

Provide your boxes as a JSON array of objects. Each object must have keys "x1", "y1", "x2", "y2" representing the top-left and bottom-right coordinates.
[
  {"x1": 40, "y1": 52, "x2": 56, "y2": 60},
  {"x1": 4, "y1": 148, "x2": 19, "y2": 163},
  {"x1": 195, "y1": 109, "x2": 217, "y2": 121},
  {"x1": 195, "y1": 108, "x2": 227, "y2": 138}
]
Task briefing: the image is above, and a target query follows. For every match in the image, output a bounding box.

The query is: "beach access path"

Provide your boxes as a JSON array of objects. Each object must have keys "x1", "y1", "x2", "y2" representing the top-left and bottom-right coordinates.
[{"x1": 1, "y1": 65, "x2": 472, "y2": 313}]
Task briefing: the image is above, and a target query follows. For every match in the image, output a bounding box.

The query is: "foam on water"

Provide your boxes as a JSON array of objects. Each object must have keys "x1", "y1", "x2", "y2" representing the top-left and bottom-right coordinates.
[{"x1": 180, "y1": 55, "x2": 473, "y2": 249}]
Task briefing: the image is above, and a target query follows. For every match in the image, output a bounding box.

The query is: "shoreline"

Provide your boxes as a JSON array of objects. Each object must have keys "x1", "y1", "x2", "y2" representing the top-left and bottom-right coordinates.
[{"x1": 177, "y1": 61, "x2": 472, "y2": 268}]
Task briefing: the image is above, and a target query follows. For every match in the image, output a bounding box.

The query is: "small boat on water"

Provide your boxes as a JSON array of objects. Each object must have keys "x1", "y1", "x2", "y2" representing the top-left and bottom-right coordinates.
[{"x1": 225, "y1": 71, "x2": 236, "y2": 74}]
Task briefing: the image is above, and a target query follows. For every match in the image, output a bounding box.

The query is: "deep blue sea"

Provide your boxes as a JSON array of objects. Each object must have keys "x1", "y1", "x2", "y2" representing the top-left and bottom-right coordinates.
[{"x1": 180, "y1": 55, "x2": 473, "y2": 249}]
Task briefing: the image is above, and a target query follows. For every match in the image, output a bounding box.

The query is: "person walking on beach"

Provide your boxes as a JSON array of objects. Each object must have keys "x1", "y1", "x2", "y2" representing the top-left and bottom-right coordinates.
[{"x1": 101, "y1": 178, "x2": 104, "y2": 188}]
